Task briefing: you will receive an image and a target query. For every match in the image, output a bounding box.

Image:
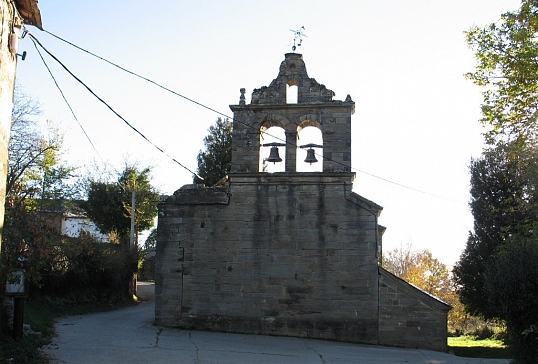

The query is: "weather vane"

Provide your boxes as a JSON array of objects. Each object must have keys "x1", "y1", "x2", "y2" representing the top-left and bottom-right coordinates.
[{"x1": 289, "y1": 26, "x2": 307, "y2": 52}]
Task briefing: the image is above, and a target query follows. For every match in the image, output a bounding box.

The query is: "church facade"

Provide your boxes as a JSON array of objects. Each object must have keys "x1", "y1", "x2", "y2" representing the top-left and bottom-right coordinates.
[{"x1": 155, "y1": 53, "x2": 450, "y2": 351}]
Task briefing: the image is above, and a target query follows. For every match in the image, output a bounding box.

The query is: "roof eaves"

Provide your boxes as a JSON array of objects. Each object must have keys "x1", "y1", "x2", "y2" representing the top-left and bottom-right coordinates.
[{"x1": 14, "y1": 0, "x2": 42, "y2": 30}]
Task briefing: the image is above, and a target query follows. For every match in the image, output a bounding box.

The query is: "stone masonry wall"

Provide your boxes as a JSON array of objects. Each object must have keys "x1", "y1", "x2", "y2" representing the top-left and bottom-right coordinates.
[
  {"x1": 156, "y1": 51, "x2": 450, "y2": 351},
  {"x1": 230, "y1": 104, "x2": 354, "y2": 174},
  {"x1": 156, "y1": 173, "x2": 381, "y2": 344},
  {"x1": 378, "y1": 267, "x2": 450, "y2": 351},
  {"x1": 230, "y1": 53, "x2": 354, "y2": 174},
  {"x1": 0, "y1": 0, "x2": 21, "y2": 246}
]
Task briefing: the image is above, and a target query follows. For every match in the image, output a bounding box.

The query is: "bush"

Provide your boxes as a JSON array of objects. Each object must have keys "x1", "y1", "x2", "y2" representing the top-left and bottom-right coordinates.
[
  {"x1": 449, "y1": 317, "x2": 507, "y2": 340},
  {"x1": 32, "y1": 233, "x2": 138, "y2": 303},
  {"x1": 138, "y1": 254, "x2": 155, "y2": 282}
]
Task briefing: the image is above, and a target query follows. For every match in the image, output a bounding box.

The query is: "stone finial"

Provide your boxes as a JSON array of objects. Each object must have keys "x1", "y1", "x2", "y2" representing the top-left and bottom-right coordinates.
[
  {"x1": 345, "y1": 94, "x2": 353, "y2": 102},
  {"x1": 239, "y1": 88, "x2": 246, "y2": 105}
]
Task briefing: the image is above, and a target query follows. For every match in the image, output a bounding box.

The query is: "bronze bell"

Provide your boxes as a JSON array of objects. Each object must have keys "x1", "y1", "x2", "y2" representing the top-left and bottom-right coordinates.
[
  {"x1": 267, "y1": 146, "x2": 282, "y2": 163},
  {"x1": 304, "y1": 148, "x2": 318, "y2": 164}
]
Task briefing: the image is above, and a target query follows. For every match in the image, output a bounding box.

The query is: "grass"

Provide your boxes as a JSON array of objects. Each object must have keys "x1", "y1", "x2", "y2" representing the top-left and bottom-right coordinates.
[
  {"x1": 1, "y1": 297, "x2": 137, "y2": 364},
  {"x1": 448, "y1": 336, "x2": 514, "y2": 359}
]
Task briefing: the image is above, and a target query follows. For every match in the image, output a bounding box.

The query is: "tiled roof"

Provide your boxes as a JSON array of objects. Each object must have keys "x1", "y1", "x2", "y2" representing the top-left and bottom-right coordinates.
[{"x1": 14, "y1": 0, "x2": 42, "y2": 30}]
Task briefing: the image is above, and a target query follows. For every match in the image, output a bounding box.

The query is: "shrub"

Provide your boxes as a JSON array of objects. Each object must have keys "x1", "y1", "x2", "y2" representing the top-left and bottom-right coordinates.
[{"x1": 32, "y1": 232, "x2": 138, "y2": 303}]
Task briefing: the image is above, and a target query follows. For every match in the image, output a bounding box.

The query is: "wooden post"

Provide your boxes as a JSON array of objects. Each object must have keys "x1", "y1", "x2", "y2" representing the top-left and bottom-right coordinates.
[{"x1": 13, "y1": 297, "x2": 24, "y2": 341}]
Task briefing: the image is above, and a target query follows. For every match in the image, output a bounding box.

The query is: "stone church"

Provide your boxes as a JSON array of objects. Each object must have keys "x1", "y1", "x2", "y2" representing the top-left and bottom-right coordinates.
[{"x1": 155, "y1": 53, "x2": 450, "y2": 351}]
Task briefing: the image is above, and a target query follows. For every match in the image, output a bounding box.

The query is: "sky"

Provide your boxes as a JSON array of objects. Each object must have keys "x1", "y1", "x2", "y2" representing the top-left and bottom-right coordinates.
[{"x1": 13, "y1": 0, "x2": 522, "y2": 267}]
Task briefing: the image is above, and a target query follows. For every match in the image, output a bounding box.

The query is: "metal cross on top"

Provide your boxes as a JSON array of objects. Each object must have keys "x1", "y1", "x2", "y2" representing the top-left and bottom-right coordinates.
[{"x1": 289, "y1": 26, "x2": 307, "y2": 52}]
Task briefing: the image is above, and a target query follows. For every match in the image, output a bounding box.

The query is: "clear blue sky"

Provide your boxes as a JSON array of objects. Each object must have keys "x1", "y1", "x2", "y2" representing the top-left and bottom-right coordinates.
[{"x1": 14, "y1": 0, "x2": 522, "y2": 266}]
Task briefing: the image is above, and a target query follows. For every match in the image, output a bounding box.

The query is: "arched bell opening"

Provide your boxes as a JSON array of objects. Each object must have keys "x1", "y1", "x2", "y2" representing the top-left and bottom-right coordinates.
[
  {"x1": 296, "y1": 124, "x2": 323, "y2": 172},
  {"x1": 259, "y1": 126, "x2": 286, "y2": 173}
]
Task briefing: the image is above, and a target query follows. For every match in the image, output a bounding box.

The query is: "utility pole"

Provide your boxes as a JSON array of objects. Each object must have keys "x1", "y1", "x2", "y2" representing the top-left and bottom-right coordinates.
[
  {"x1": 129, "y1": 188, "x2": 136, "y2": 296},
  {"x1": 129, "y1": 189, "x2": 136, "y2": 249}
]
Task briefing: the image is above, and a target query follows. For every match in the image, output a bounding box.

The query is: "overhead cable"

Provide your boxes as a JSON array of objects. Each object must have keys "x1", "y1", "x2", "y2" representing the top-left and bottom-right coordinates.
[
  {"x1": 27, "y1": 30, "x2": 203, "y2": 181},
  {"x1": 29, "y1": 34, "x2": 104, "y2": 164},
  {"x1": 39, "y1": 30, "x2": 460, "y2": 202}
]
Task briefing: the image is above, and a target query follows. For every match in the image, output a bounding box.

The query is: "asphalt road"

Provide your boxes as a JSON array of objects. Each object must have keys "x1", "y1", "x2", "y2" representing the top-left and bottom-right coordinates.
[{"x1": 44, "y1": 283, "x2": 510, "y2": 364}]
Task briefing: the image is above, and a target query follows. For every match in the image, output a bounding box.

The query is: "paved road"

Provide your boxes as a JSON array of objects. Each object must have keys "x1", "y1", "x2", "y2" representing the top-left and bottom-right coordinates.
[{"x1": 44, "y1": 283, "x2": 510, "y2": 364}]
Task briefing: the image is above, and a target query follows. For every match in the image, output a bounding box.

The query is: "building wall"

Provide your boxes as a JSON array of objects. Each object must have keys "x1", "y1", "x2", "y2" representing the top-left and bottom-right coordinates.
[
  {"x1": 156, "y1": 53, "x2": 450, "y2": 351},
  {"x1": 0, "y1": 0, "x2": 20, "y2": 244},
  {"x1": 156, "y1": 173, "x2": 381, "y2": 343},
  {"x1": 0, "y1": 2, "x2": 40, "y2": 250},
  {"x1": 230, "y1": 53, "x2": 354, "y2": 174},
  {"x1": 230, "y1": 104, "x2": 353, "y2": 174},
  {"x1": 62, "y1": 217, "x2": 109, "y2": 242},
  {"x1": 378, "y1": 268, "x2": 449, "y2": 351}
]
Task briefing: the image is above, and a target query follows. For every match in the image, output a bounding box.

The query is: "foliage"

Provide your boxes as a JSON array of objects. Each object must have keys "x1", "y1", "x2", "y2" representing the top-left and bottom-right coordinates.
[
  {"x1": 383, "y1": 245, "x2": 451, "y2": 297},
  {"x1": 2, "y1": 218, "x2": 137, "y2": 302},
  {"x1": 6, "y1": 87, "x2": 79, "y2": 206},
  {"x1": 81, "y1": 165, "x2": 159, "y2": 240},
  {"x1": 80, "y1": 165, "x2": 158, "y2": 297},
  {"x1": 34, "y1": 232, "x2": 139, "y2": 302},
  {"x1": 465, "y1": 0, "x2": 538, "y2": 145},
  {"x1": 143, "y1": 228, "x2": 157, "y2": 251},
  {"x1": 195, "y1": 117, "x2": 232, "y2": 186},
  {"x1": 138, "y1": 256, "x2": 155, "y2": 282},
  {"x1": 6, "y1": 86, "x2": 45, "y2": 201},
  {"x1": 137, "y1": 229, "x2": 157, "y2": 281},
  {"x1": 484, "y1": 235, "x2": 538, "y2": 363},
  {"x1": 457, "y1": 3, "x2": 538, "y2": 360},
  {"x1": 1, "y1": 88, "x2": 138, "y2": 337},
  {"x1": 454, "y1": 143, "x2": 532, "y2": 318},
  {"x1": 381, "y1": 242, "x2": 414, "y2": 278},
  {"x1": 453, "y1": 142, "x2": 538, "y2": 318},
  {"x1": 1, "y1": 200, "x2": 63, "y2": 290},
  {"x1": 453, "y1": 141, "x2": 538, "y2": 363},
  {"x1": 0, "y1": 334, "x2": 48, "y2": 364},
  {"x1": 1, "y1": 87, "x2": 81, "y2": 288},
  {"x1": 448, "y1": 336, "x2": 512, "y2": 359},
  {"x1": 1, "y1": 222, "x2": 137, "y2": 358}
]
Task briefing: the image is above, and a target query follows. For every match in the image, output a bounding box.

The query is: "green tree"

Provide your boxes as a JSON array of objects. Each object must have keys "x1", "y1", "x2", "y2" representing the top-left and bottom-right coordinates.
[
  {"x1": 465, "y1": 1, "x2": 538, "y2": 145},
  {"x1": 138, "y1": 228, "x2": 157, "y2": 281},
  {"x1": 143, "y1": 228, "x2": 157, "y2": 251},
  {"x1": 1, "y1": 88, "x2": 79, "y2": 334},
  {"x1": 81, "y1": 165, "x2": 159, "y2": 243},
  {"x1": 453, "y1": 142, "x2": 538, "y2": 319},
  {"x1": 463, "y1": 5, "x2": 538, "y2": 359},
  {"x1": 2, "y1": 87, "x2": 77, "y2": 283},
  {"x1": 81, "y1": 165, "x2": 159, "y2": 297},
  {"x1": 484, "y1": 235, "x2": 538, "y2": 363},
  {"x1": 453, "y1": 142, "x2": 538, "y2": 362},
  {"x1": 6, "y1": 89, "x2": 76, "y2": 206},
  {"x1": 195, "y1": 117, "x2": 232, "y2": 186}
]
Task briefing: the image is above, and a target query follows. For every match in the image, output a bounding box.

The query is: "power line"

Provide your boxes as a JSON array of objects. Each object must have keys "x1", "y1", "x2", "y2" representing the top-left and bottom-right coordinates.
[
  {"x1": 37, "y1": 29, "x2": 460, "y2": 202},
  {"x1": 27, "y1": 30, "x2": 203, "y2": 181},
  {"x1": 43, "y1": 29, "x2": 231, "y2": 122},
  {"x1": 29, "y1": 34, "x2": 104, "y2": 164}
]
